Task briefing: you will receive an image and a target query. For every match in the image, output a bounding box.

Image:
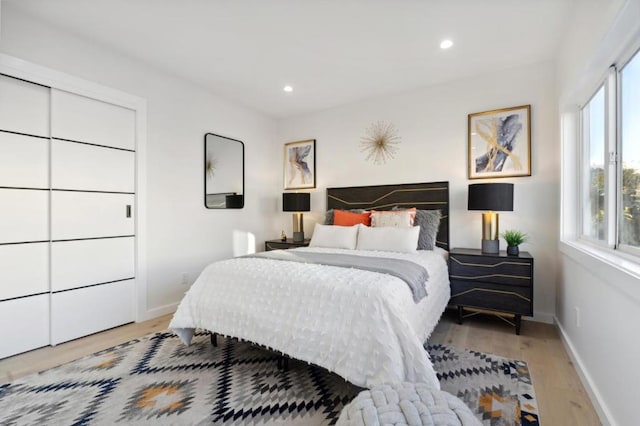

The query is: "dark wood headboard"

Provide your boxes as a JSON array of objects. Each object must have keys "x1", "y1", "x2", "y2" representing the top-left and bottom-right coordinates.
[{"x1": 326, "y1": 181, "x2": 449, "y2": 250}]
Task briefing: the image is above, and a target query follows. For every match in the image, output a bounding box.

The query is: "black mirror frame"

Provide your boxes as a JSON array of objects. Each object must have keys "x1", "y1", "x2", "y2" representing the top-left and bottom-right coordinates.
[{"x1": 204, "y1": 132, "x2": 245, "y2": 209}]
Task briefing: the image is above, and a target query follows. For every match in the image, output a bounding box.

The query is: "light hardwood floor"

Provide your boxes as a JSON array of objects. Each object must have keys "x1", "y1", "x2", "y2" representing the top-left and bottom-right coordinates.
[
  {"x1": 430, "y1": 311, "x2": 601, "y2": 425},
  {"x1": 0, "y1": 311, "x2": 600, "y2": 425},
  {"x1": 0, "y1": 315, "x2": 171, "y2": 383}
]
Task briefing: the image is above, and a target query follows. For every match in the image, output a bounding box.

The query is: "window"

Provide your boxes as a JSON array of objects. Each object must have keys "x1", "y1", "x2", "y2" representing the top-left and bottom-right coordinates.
[
  {"x1": 579, "y1": 49, "x2": 640, "y2": 254},
  {"x1": 582, "y1": 86, "x2": 606, "y2": 241},
  {"x1": 620, "y1": 51, "x2": 640, "y2": 248}
]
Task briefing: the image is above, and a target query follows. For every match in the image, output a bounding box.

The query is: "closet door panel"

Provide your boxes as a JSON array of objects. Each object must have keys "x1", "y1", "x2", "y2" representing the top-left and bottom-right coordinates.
[
  {"x1": 51, "y1": 140, "x2": 134, "y2": 193},
  {"x1": 0, "y1": 189, "x2": 49, "y2": 244},
  {"x1": 0, "y1": 243, "x2": 49, "y2": 300},
  {"x1": 0, "y1": 132, "x2": 49, "y2": 189},
  {"x1": 0, "y1": 295, "x2": 50, "y2": 358},
  {"x1": 0, "y1": 75, "x2": 49, "y2": 137},
  {"x1": 52, "y1": 237, "x2": 134, "y2": 292},
  {"x1": 51, "y1": 192, "x2": 134, "y2": 240},
  {"x1": 51, "y1": 90, "x2": 135, "y2": 150},
  {"x1": 51, "y1": 279, "x2": 135, "y2": 344}
]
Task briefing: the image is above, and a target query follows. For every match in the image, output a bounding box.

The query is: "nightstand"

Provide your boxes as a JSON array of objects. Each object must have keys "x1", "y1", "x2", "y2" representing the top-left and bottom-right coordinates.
[
  {"x1": 264, "y1": 238, "x2": 311, "y2": 251},
  {"x1": 449, "y1": 248, "x2": 533, "y2": 335}
]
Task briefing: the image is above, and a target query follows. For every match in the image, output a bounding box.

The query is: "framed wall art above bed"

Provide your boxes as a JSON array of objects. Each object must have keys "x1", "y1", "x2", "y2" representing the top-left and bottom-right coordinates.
[{"x1": 468, "y1": 105, "x2": 531, "y2": 179}]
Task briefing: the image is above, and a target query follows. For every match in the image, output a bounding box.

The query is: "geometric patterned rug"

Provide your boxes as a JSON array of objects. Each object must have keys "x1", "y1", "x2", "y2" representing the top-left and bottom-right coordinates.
[
  {"x1": 429, "y1": 344, "x2": 540, "y2": 426},
  {"x1": 0, "y1": 331, "x2": 539, "y2": 425}
]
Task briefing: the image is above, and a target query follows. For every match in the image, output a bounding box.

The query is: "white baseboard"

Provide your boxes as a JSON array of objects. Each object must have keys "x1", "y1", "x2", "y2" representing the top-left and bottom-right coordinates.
[
  {"x1": 140, "y1": 302, "x2": 178, "y2": 322},
  {"x1": 529, "y1": 311, "x2": 555, "y2": 324},
  {"x1": 554, "y1": 318, "x2": 615, "y2": 426}
]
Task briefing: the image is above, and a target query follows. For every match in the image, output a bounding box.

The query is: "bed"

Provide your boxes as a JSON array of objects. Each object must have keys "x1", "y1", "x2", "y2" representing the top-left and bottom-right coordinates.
[{"x1": 170, "y1": 181, "x2": 450, "y2": 390}]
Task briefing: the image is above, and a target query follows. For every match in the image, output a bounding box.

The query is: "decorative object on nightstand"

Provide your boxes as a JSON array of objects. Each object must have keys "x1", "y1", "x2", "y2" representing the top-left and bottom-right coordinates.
[
  {"x1": 282, "y1": 192, "x2": 311, "y2": 242},
  {"x1": 265, "y1": 238, "x2": 311, "y2": 251},
  {"x1": 468, "y1": 183, "x2": 514, "y2": 254},
  {"x1": 502, "y1": 229, "x2": 527, "y2": 256},
  {"x1": 449, "y1": 248, "x2": 533, "y2": 334},
  {"x1": 280, "y1": 230, "x2": 287, "y2": 241}
]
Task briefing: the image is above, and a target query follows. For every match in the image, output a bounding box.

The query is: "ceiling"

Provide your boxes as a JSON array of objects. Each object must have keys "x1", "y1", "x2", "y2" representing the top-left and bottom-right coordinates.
[{"x1": 4, "y1": 0, "x2": 575, "y2": 118}]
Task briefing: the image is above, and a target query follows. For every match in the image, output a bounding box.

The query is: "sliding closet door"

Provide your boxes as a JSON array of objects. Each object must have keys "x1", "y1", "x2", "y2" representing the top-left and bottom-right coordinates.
[
  {"x1": 0, "y1": 74, "x2": 50, "y2": 358},
  {"x1": 50, "y1": 89, "x2": 136, "y2": 345}
]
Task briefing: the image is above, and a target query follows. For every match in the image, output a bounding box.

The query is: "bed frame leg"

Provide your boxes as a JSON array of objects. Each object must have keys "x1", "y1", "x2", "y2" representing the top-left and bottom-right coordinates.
[
  {"x1": 276, "y1": 355, "x2": 289, "y2": 371},
  {"x1": 210, "y1": 332, "x2": 218, "y2": 347}
]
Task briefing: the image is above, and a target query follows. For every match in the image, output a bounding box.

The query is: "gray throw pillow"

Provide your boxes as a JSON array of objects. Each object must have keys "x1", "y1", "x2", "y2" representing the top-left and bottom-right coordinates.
[
  {"x1": 392, "y1": 207, "x2": 441, "y2": 250},
  {"x1": 415, "y1": 209, "x2": 441, "y2": 250},
  {"x1": 325, "y1": 209, "x2": 335, "y2": 225}
]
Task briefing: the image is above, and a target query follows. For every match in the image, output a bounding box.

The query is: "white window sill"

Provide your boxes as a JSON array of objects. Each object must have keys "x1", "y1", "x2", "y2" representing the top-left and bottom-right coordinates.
[{"x1": 559, "y1": 240, "x2": 640, "y2": 304}]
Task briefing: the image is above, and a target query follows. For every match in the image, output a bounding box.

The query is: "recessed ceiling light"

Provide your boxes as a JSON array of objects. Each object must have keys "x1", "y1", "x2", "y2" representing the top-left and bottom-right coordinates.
[
  {"x1": 440, "y1": 39, "x2": 453, "y2": 50},
  {"x1": 283, "y1": 85, "x2": 293, "y2": 92}
]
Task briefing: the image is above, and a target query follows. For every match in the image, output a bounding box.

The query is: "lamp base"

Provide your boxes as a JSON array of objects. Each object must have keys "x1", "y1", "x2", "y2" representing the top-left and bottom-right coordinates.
[
  {"x1": 291, "y1": 212, "x2": 304, "y2": 242},
  {"x1": 481, "y1": 239, "x2": 499, "y2": 254}
]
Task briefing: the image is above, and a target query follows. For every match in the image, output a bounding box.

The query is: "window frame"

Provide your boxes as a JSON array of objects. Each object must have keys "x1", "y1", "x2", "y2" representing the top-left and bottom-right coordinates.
[
  {"x1": 578, "y1": 46, "x2": 640, "y2": 257},
  {"x1": 579, "y1": 81, "x2": 611, "y2": 248},
  {"x1": 616, "y1": 46, "x2": 640, "y2": 257}
]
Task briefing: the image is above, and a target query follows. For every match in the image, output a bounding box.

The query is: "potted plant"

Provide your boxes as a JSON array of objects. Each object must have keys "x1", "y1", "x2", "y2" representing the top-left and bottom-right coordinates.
[{"x1": 502, "y1": 230, "x2": 527, "y2": 256}]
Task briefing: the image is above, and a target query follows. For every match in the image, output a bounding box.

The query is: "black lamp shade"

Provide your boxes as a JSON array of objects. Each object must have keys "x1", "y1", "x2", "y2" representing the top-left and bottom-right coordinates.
[
  {"x1": 468, "y1": 183, "x2": 513, "y2": 211},
  {"x1": 283, "y1": 192, "x2": 310, "y2": 212},
  {"x1": 225, "y1": 194, "x2": 244, "y2": 208}
]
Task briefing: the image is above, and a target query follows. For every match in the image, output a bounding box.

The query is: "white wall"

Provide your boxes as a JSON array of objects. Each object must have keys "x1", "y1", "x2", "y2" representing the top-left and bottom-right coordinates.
[
  {"x1": 278, "y1": 61, "x2": 559, "y2": 322},
  {"x1": 556, "y1": 0, "x2": 626, "y2": 104},
  {"x1": 0, "y1": 6, "x2": 279, "y2": 315},
  {"x1": 556, "y1": 1, "x2": 640, "y2": 425}
]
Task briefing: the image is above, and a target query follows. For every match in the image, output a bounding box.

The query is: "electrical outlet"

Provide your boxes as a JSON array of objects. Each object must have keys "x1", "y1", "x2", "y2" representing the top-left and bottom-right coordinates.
[
  {"x1": 574, "y1": 306, "x2": 580, "y2": 328},
  {"x1": 181, "y1": 273, "x2": 189, "y2": 286}
]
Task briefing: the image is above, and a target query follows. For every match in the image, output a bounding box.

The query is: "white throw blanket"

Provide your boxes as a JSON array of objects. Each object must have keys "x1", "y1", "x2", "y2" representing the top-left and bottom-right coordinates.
[{"x1": 170, "y1": 247, "x2": 449, "y2": 389}]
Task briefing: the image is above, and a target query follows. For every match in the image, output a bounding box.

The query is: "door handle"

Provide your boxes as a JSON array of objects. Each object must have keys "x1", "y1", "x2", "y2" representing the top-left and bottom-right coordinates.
[{"x1": 126, "y1": 205, "x2": 132, "y2": 218}]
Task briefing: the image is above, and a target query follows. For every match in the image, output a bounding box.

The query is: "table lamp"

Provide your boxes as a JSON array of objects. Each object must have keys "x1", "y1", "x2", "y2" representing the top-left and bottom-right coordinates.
[
  {"x1": 468, "y1": 183, "x2": 514, "y2": 254},
  {"x1": 282, "y1": 192, "x2": 310, "y2": 242},
  {"x1": 225, "y1": 194, "x2": 244, "y2": 208}
]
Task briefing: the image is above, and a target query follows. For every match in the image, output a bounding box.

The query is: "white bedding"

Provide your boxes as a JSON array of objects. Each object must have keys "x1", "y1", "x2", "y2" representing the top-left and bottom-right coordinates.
[{"x1": 170, "y1": 246, "x2": 450, "y2": 389}]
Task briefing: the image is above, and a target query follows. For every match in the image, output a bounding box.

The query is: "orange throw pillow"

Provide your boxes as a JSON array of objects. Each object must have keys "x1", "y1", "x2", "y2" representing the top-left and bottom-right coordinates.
[{"x1": 333, "y1": 209, "x2": 371, "y2": 226}]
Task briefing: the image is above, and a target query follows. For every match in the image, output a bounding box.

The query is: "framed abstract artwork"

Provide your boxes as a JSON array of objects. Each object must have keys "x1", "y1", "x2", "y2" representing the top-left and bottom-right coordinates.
[
  {"x1": 468, "y1": 105, "x2": 531, "y2": 179},
  {"x1": 284, "y1": 139, "x2": 316, "y2": 189}
]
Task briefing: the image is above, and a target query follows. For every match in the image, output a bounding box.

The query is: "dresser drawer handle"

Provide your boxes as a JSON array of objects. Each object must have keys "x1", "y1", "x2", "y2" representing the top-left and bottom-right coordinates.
[
  {"x1": 451, "y1": 257, "x2": 530, "y2": 268},
  {"x1": 450, "y1": 273, "x2": 530, "y2": 280},
  {"x1": 451, "y1": 287, "x2": 531, "y2": 302}
]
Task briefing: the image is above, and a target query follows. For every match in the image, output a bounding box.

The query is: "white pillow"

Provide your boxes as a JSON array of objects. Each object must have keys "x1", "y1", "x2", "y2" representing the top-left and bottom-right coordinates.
[
  {"x1": 309, "y1": 224, "x2": 359, "y2": 249},
  {"x1": 356, "y1": 225, "x2": 420, "y2": 253}
]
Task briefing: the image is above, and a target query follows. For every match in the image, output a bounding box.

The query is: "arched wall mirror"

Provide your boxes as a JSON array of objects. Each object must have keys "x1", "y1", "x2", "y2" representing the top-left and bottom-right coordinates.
[{"x1": 204, "y1": 133, "x2": 244, "y2": 209}]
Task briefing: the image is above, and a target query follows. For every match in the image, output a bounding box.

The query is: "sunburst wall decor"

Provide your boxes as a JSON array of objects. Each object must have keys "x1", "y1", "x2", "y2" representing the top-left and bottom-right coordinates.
[
  {"x1": 205, "y1": 151, "x2": 218, "y2": 180},
  {"x1": 359, "y1": 121, "x2": 401, "y2": 165}
]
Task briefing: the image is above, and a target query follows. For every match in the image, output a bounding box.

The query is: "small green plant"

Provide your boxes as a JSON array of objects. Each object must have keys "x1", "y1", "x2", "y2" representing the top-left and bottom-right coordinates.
[{"x1": 502, "y1": 230, "x2": 527, "y2": 247}]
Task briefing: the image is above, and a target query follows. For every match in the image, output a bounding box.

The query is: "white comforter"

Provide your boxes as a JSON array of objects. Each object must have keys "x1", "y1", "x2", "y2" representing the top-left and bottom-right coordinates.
[{"x1": 170, "y1": 247, "x2": 450, "y2": 389}]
